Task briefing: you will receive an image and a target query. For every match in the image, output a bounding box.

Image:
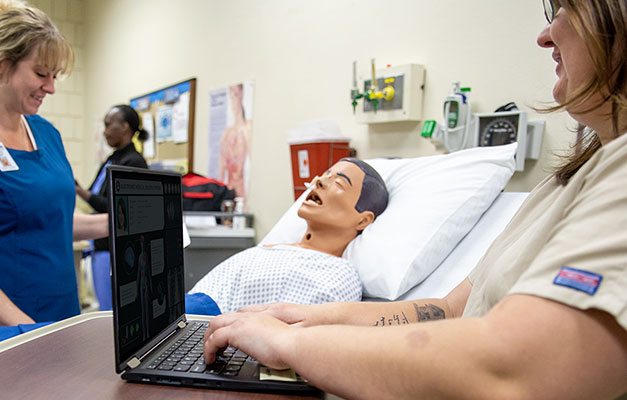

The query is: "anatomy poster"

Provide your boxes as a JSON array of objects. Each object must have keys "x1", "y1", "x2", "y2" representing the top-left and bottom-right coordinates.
[{"x1": 208, "y1": 81, "x2": 254, "y2": 204}]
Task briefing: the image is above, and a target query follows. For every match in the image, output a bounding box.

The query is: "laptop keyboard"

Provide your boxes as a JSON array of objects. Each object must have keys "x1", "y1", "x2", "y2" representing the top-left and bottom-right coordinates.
[{"x1": 146, "y1": 321, "x2": 252, "y2": 376}]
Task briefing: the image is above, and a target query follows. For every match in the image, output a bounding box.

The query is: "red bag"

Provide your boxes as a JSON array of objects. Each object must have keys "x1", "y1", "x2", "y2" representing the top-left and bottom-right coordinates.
[{"x1": 181, "y1": 172, "x2": 235, "y2": 211}]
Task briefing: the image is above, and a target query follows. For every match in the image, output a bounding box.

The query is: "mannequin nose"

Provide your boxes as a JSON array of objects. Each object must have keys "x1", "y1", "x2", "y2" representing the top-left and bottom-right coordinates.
[{"x1": 318, "y1": 173, "x2": 333, "y2": 187}]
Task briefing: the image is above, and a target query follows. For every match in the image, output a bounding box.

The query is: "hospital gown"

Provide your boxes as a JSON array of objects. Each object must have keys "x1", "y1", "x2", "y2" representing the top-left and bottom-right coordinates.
[{"x1": 189, "y1": 245, "x2": 362, "y2": 313}]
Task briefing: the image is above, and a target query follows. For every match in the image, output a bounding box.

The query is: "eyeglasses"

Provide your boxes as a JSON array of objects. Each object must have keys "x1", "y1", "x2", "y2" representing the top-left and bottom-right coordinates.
[{"x1": 543, "y1": 0, "x2": 560, "y2": 24}]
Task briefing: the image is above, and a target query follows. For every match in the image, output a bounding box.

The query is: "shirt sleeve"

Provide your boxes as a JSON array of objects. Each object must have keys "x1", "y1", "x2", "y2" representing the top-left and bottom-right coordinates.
[
  {"x1": 508, "y1": 150, "x2": 627, "y2": 330},
  {"x1": 87, "y1": 192, "x2": 108, "y2": 213},
  {"x1": 87, "y1": 152, "x2": 147, "y2": 213}
]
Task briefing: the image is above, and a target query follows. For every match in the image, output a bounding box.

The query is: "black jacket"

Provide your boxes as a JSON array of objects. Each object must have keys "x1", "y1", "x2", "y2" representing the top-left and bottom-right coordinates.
[{"x1": 90, "y1": 143, "x2": 147, "y2": 250}]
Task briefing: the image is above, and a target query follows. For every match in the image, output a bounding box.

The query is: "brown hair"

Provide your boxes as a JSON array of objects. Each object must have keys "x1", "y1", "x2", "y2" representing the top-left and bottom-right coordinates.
[
  {"x1": 0, "y1": 0, "x2": 74, "y2": 79},
  {"x1": 544, "y1": 0, "x2": 627, "y2": 184}
]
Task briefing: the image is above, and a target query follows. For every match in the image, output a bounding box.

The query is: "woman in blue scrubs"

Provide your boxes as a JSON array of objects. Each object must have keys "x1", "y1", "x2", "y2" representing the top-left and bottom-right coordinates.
[{"x1": 0, "y1": 1, "x2": 107, "y2": 325}]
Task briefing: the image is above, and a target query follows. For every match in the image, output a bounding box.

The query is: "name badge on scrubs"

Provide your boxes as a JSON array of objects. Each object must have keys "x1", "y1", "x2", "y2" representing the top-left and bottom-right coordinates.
[{"x1": 0, "y1": 142, "x2": 19, "y2": 172}]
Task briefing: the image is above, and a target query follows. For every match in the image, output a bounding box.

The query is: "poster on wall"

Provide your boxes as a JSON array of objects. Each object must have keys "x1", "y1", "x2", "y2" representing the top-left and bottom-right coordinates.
[
  {"x1": 156, "y1": 105, "x2": 173, "y2": 143},
  {"x1": 208, "y1": 81, "x2": 254, "y2": 205},
  {"x1": 172, "y1": 92, "x2": 190, "y2": 144},
  {"x1": 141, "y1": 112, "x2": 156, "y2": 158},
  {"x1": 130, "y1": 79, "x2": 196, "y2": 174}
]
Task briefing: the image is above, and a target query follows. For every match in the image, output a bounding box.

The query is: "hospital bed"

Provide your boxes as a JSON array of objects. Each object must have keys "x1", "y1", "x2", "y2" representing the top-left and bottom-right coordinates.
[
  {"x1": 0, "y1": 144, "x2": 523, "y2": 343},
  {"x1": 261, "y1": 143, "x2": 525, "y2": 302}
]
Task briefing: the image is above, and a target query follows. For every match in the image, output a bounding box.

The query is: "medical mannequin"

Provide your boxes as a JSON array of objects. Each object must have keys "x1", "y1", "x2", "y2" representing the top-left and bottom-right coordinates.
[
  {"x1": 203, "y1": 2, "x2": 627, "y2": 399},
  {"x1": 289, "y1": 157, "x2": 387, "y2": 256},
  {"x1": 189, "y1": 158, "x2": 388, "y2": 313}
]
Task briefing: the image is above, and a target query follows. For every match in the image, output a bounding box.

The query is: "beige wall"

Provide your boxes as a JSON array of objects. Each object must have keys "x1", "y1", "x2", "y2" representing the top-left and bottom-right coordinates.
[
  {"x1": 29, "y1": 0, "x2": 86, "y2": 170},
  {"x1": 43, "y1": 0, "x2": 580, "y2": 239}
]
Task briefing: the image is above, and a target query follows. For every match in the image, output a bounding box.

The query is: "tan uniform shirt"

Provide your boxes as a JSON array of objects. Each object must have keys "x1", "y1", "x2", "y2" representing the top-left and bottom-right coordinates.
[{"x1": 464, "y1": 133, "x2": 627, "y2": 332}]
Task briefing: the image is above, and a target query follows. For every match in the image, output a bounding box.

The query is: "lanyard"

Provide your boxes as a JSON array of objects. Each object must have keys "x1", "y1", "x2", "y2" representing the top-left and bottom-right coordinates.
[{"x1": 91, "y1": 160, "x2": 112, "y2": 193}]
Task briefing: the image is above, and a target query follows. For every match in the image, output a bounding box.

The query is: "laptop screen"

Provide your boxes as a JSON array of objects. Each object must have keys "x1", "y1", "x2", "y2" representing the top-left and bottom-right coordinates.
[{"x1": 108, "y1": 166, "x2": 185, "y2": 368}]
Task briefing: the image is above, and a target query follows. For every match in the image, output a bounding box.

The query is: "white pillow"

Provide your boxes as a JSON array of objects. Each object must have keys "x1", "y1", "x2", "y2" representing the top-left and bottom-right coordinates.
[{"x1": 260, "y1": 143, "x2": 517, "y2": 300}]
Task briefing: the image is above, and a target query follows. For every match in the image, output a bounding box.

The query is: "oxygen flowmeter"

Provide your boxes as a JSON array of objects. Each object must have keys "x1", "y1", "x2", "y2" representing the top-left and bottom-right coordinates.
[
  {"x1": 351, "y1": 59, "x2": 395, "y2": 114},
  {"x1": 351, "y1": 61, "x2": 425, "y2": 123}
]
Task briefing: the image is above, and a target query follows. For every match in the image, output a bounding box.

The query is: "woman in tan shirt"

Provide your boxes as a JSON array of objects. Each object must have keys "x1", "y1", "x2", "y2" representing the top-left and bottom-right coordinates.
[{"x1": 203, "y1": 1, "x2": 627, "y2": 399}]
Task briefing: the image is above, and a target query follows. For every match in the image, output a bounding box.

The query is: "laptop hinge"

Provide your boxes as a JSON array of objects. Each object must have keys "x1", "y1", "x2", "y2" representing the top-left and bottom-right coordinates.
[
  {"x1": 125, "y1": 318, "x2": 189, "y2": 371},
  {"x1": 127, "y1": 357, "x2": 141, "y2": 369}
]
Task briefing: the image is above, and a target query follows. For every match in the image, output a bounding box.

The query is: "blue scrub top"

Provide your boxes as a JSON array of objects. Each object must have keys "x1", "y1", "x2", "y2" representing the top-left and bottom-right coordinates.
[{"x1": 0, "y1": 115, "x2": 78, "y2": 322}]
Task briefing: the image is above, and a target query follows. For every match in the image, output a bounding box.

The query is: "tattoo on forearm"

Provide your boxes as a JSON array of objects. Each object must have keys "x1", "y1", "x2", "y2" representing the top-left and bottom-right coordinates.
[
  {"x1": 413, "y1": 303, "x2": 445, "y2": 321},
  {"x1": 373, "y1": 311, "x2": 410, "y2": 327},
  {"x1": 372, "y1": 304, "x2": 445, "y2": 326}
]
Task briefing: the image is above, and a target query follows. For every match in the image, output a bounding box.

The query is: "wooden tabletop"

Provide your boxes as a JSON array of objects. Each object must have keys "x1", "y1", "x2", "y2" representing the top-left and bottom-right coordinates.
[{"x1": 0, "y1": 313, "x2": 323, "y2": 400}]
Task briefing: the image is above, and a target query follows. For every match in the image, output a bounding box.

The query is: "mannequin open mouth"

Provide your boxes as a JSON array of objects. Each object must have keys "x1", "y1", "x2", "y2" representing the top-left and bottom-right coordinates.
[{"x1": 305, "y1": 191, "x2": 323, "y2": 206}]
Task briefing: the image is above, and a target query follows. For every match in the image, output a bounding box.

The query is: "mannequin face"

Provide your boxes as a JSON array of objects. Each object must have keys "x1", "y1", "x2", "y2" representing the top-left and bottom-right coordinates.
[{"x1": 297, "y1": 161, "x2": 372, "y2": 233}]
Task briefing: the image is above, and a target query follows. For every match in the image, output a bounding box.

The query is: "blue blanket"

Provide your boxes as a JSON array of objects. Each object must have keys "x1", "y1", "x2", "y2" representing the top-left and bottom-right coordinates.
[{"x1": 184, "y1": 292, "x2": 221, "y2": 316}]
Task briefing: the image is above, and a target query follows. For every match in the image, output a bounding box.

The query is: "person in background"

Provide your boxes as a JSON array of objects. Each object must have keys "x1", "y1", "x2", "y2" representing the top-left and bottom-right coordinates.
[
  {"x1": 0, "y1": 0, "x2": 107, "y2": 325},
  {"x1": 203, "y1": 1, "x2": 627, "y2": 399},
  {"x1": 75, "y1": 105, "x2": 148, "y2": 310}
]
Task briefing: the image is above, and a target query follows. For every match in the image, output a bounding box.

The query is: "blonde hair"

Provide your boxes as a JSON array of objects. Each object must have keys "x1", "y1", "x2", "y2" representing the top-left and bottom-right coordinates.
[
  {"x1": 545, "y1": 0, "x2": 627, "y2": 184},
  {"x1": 0, "y1": 0, "x2": 74, "y2": 78}
]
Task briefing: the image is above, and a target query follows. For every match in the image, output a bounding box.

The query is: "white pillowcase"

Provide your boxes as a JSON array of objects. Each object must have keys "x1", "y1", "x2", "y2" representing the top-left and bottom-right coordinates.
[{"x1": 260, "y1": 143, "x2": 517, "y2": 300}]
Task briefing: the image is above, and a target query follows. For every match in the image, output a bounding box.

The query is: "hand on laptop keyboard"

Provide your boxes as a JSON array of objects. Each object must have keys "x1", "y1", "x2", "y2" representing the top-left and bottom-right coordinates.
[{"x1": 147, "y1": 321, "x2": 253, "y2": 377}]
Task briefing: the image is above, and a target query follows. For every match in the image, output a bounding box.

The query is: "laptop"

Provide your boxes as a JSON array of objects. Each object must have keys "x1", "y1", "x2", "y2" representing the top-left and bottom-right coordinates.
[{"x1": 106, "y1": 165, "x2": 320, "y2": 395}]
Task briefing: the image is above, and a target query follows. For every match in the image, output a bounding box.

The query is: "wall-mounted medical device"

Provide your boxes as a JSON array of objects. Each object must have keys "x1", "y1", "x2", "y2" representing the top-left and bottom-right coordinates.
[
  {"x1": 422, "y1": 82, "x2": 544, "y2": 171},
  {"x1": 352, "y1": 61, "x2": 425, "y2": 124},
  {"x1": 437, "y1": 81, "x2": 473, "y2": 152},
  {"x1": 474, "y1": 111, "x2": 544, "y2": 171}
]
